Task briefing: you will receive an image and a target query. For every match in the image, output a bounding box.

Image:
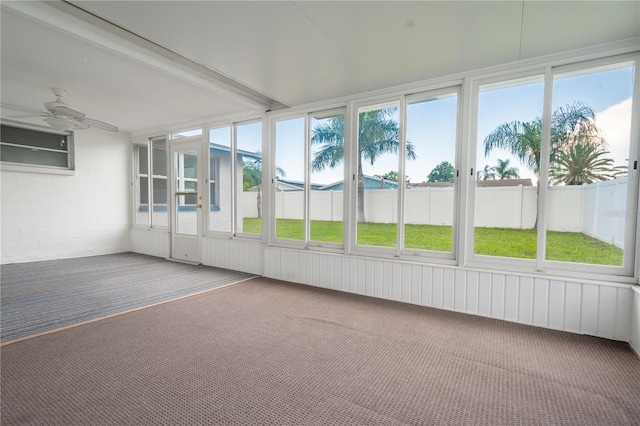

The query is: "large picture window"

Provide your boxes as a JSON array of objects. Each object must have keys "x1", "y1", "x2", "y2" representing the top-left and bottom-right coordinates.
[
  {"x1": 470, "y1": 55, "x2": 638, "y2": 276},
  {"x1": 131, "y1": 50, "x2": 637, "y2": 282}
]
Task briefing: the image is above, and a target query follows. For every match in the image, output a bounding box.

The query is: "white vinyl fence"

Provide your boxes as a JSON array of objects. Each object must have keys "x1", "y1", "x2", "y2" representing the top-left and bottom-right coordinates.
[{"x1": 243, "y1": 177, "x2": 630, "y2": 247}]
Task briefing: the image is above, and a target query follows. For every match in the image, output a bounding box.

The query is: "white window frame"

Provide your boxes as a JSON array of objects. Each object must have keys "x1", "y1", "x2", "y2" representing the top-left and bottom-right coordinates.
[
  {"x1": 234, "y1": 118, "x2": 265, "y2": 240},
  {"x1": 269, "y1": 108, "x2": 347, "y2": 252},
  {"x1": 399, "y1": 86, "x2": 463, "y2": 262},
  {"x1": 0, "y1": 119, "x2": 74, "y2": 175},
  {"x1": 465, "y1": 54, "x2": 639, "y2": 281},
  {"x1": 131, "y1": 135, "x2": 170, "y2": 230},
  {"x1": 348, "y1": 97, "x2": 403, "y2": 259}
]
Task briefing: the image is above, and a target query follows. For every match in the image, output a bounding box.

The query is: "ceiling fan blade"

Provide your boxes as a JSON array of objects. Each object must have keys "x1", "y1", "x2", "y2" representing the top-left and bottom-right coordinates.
[
  {"x1": 54, "y1": 105, "x2": 85, "y2": 119},
  {"x1": 68, "y1": 118, "x2": 90, "y2": 130},
  {"x1": 81, "y1": 117, "x2": 118, "y2": 132}
]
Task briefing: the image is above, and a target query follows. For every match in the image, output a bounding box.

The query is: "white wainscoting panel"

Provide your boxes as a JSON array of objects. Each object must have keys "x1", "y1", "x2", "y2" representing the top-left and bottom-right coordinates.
[
  {"x1": 130, "y1": 228, "x2": 169, "y2": 258},
  {"x1": 201, "y1": 237, "x2": 264, "y2": 275},
  {"x1": 264, "y1": 247, "x2": 634, "y2": 342},
  {"x1": 630, "y1": 286, "x2": 640, "y2": 355}
]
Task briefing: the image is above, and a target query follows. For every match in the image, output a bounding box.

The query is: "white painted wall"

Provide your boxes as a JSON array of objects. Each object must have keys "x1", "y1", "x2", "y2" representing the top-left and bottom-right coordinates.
[{"x1": 1, "y1": 130, "x2": 131, "y2": 264}]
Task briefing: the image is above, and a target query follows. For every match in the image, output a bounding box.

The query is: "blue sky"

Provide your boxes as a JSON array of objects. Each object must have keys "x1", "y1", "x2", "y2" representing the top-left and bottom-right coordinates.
[{"x1": 215, "y1": 62, "x2": 635, "y2": 187}]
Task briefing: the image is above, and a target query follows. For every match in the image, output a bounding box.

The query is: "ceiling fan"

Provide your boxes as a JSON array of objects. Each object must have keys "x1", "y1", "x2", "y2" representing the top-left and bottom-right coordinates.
[{"x1": 7, "y1": 88, "x2": 118, "y2": 132}]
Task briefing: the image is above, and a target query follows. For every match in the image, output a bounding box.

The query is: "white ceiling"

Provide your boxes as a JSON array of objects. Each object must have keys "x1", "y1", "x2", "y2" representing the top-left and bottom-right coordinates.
[{"x1": 2, "y1": 1, "x2": 639, "y2": 136}]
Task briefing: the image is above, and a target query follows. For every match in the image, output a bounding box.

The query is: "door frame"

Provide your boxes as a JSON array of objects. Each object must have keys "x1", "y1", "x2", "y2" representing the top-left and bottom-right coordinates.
[{"x1": 169, "y1": 137, "x2": 203, "y2": 264}]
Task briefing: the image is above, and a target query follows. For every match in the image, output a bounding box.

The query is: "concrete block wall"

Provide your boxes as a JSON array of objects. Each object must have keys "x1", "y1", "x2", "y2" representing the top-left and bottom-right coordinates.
[{"x1": 1, "y1": 129, "x2": 131, "y2": 264}]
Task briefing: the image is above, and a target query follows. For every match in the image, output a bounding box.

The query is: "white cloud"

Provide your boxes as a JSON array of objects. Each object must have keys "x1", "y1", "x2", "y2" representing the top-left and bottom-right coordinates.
[{"x1": 595, "y1": 98, "x2": 633, "y2": 166}]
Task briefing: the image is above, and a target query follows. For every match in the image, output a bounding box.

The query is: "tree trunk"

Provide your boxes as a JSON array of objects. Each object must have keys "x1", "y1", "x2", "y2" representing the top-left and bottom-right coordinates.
[
  {"x1": 256, "y1": 186, "x2": 262, "y2": 219},
  {"x1": 357, "y1": 158, "x2": 366, "y2": 223}
]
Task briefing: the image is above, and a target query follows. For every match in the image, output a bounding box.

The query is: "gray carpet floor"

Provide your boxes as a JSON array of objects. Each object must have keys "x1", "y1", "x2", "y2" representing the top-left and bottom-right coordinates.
[
  {"x1": 0, "y1": 252, "x2": 254, "y2": 342},
  {"x1": 2, "y1": 276, "x2": 639, "y2": 425}
]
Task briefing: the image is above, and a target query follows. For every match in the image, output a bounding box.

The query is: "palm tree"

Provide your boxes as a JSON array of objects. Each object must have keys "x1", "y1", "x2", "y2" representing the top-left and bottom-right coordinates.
[
  {"x1": 483, "y1": 102, "x2": 605, "y2": 228},
  {"x1": 483, "y1": 102, "x2": 604, "y2": 175},
  {"x1": 549, "y1": 144, "x2": 626, "y2": 185},
  {"x1": 243, "y1": 157, "x2": 285, "y2": 218},
  {"x1": 312, "y1": 108, "x2": 416, "y2": 222},
  {"x1": 493, "y1": 159, "x2": 520, "y2": 180},
  {"x1": 478, "y1": 164, "x2": 497, "y2": 180}
]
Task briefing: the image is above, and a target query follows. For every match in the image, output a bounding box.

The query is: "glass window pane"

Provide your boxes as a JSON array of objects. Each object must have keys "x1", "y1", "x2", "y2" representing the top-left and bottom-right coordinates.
[
  {"x1": 134, "y1": 143, "x2": 149, "y2": 226},
  {"x1": 404, "y1": 92, "x2": 457, "y2": 253},
  {"x1": 474, "y1": 76, "x2": 544, "y2": 259},
  {"x1": 208, "y1": 127, "x2": 231, "y2": 232},
  {"x1": 1, "y1": 125, "x2": 69, "y2": 151},
  {"x1": 310, "y1": 112, "x2": 344, "y2": 244},
  {"x1": 274, "y1": 117, "x2": 305, "y2": 241},
  {"x1": 0, "y1": 145, "x2": 68, "y2": 167},
  {"x1": 174, "y1": 151, "x2": 198, "y2": 235},
  {"x1": 356, "y1": 102, "x2": 400, "y2": 248},
  {"x1": 151, "y1": 137, "x2": 168, "y2": 228},
  {"x1": 545, "y1": 62, "x2": 634, "y2": 267},
  {"x1": 236, "y1": 121, "x2": 262, "y2": 235}
]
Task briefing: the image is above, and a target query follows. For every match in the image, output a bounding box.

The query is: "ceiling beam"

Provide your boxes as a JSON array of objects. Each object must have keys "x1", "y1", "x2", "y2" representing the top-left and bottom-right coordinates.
[{"x1": 3, "y1": 0, "x2": 288, "y2": 112}]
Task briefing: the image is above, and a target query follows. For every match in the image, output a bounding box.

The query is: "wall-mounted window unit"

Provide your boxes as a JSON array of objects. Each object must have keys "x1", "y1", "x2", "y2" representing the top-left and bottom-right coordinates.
[{"x1": 0, "y1": 121, "x2": 73, "y2": 174}]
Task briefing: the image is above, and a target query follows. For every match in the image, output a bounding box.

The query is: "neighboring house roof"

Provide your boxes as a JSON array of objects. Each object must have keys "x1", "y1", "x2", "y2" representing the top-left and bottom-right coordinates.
[
  {"x1": 320, "y1": 175, "x2": 399, "y2": 191},
  {"x1": 476, "y1": 178, "x2": 533, "y2": 187},
  {"x1": 209, "y1": 143, "x2": 261, "y2": 162},
  {"x1": 272, "y1": 176, "x2": 400, "y2": 192},
  {"x1": 275, "y1": 178, "x2": 324, "y2": 191}
]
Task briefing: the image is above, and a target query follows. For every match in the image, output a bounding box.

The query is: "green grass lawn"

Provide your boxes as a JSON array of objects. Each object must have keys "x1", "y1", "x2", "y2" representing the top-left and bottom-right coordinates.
[{"x1": 244, "y1": 218, "x2": 623, "y2": 266}]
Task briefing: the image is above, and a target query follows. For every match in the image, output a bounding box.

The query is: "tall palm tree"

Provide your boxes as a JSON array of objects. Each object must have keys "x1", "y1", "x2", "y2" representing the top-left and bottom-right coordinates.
[
  {"x1": 483, "y1": 102, "x2": 604, "y2": 175},
  {"x1": 493, "y1": 158, "x2": 520, "y2": 180},
  {"x1": 311, "y1": 108, "x2": 416, "y2": 222},
  {"x1": 478, "y1": 164, "x2": 497, "y2": 180},
  {"x1": 549, "y1": 144, "x2": 626, "y2": 185},
  {"x1": 483, "y1": 102, "x2": 605, "y2": 228}
]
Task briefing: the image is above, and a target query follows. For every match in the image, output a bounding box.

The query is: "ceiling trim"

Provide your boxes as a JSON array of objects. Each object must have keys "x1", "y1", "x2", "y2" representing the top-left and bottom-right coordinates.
[{"x1": 3, "y1": 0, "x2": 288, "y2": 112}]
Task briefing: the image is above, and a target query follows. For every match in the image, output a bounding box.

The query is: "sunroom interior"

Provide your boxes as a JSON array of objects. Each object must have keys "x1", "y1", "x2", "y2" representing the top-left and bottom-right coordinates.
[{"x1": 1, "y1": 0, "x2": 640, "y2": 357}]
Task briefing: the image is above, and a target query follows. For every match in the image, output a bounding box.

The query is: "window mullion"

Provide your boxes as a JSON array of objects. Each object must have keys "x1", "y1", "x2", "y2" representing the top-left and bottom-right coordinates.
[
  {"x1": 304, "y1": 114, "x2": 311, "y2": 245},
  {"x1": 230, "y1": 124, "x2": 237, "y2": 235},
  {"x1": 537, "y1": 67, "x2": 553, "y2": 270},
  {"x1": 146, "y1": 139, "x2": 152, "y2": 228},
  {"x1": 397, "y1": 96, "x2": 407, "y2": 256}
]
